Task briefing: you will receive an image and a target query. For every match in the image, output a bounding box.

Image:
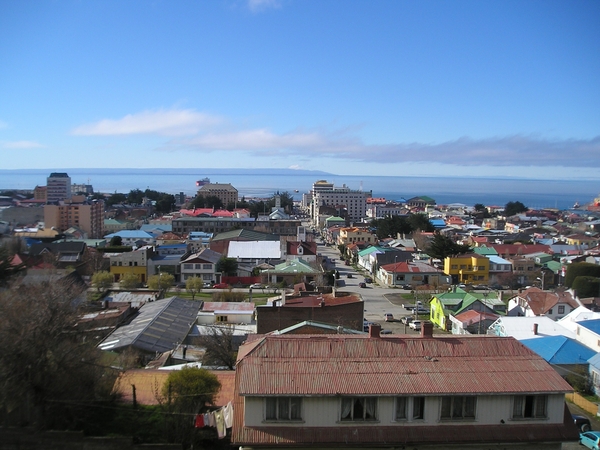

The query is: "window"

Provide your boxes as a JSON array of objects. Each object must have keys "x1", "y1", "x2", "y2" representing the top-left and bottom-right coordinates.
[
  {"x1": 203, "y1": 264, "x2": 212, "y2": 270},
  {"x1": 395, "y1": 396, "x2": 425, "y2": 421},
  {"x1": 512, "y1": 395, "x2": 547, "y2": 419},
  {"x1": 341, "y1": 397, "x2": 377, "y2": 421},
  {"x1": 265, "y1": 397, "x2": 302, "y2": 421},
  {"x1": 558, "y1": 305, "x2": 565, "y2": 314},
  {"x1": 440, "y1": 396, "x2": 476, "y2": 420}
]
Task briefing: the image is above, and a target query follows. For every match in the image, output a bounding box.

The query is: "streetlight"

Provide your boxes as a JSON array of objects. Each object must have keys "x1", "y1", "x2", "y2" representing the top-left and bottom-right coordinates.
[{"x1": 536, "y1": 272, "x2": 546, "y2": 290}]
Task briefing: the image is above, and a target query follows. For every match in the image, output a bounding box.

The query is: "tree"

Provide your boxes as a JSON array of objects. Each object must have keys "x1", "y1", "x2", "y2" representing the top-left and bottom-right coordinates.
[
  {"x1": 199, "y1": 327, "x2": 238, "y2": 370},
  {"x1": 216, "y1": 257, "x2": 238, "y2": 277},
  {"x1": 185, "y1": 276, "x2": 204, "y2": 300},
  {"x1": 147, "y1": 273, "x2": 175, "y2": 293},
  {"x1": 91, "y1": 270, "x2": 113, "y2": 291},
  {"x1": 0, "y1": 280, "x2": 116, "y2": 429},
  {"x1": 474, "y1": 203, "x2": 486, "y2": 212},
  {"x1": 127, "y1": 188, "x2": 145, "y2": 205},
  {"x1": 426, "y1": 232, "x2": 471, "y2": 260},
  {"x1": 161, "y1": 367, "x2": 222, "y2": 446},
  {"x1": 119, "y1": 272, "x2": 140, "y2": 290},
  {"x1": 155, "y1": 193, "x2": 176, "y2": 213},
  {"x1": 565, "y1": 262, "x2": 600, "y2": 288},
  {"x1": 504, "y1": 201, "x2": 527, "y2": 217},
  {"x1": 0, "y1": 245, "x2": 26, "y2": 287},
  {"x1": 408, "y1": 213, "x2": 434, "y2": 233},
  {"x1": 109, "y1": 235, "x2": 123, "y2": 247},
  {"x1": 106, "y1": 192, "x2": 127, "y2": 207}
]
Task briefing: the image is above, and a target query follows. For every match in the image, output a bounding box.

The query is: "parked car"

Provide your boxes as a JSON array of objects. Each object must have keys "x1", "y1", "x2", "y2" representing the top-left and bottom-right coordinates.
[
  {"x1": 415, "y1": 307, "x2": 430, "y2": 315},
  {"x1": 347, "y1": 273, "x2": 353, "y2": 278},
  {"x1": 203, "y1": 282, "x2": 213, "y2": 288},
  {"x1": 574, "y1": 414, "x2": 593, "y2": 432},
  {"x1": 381, "y1": 329, "x2": 393, "y2": 335},
  {"x1": 579, "y1": 430, "x2": 600, "y2": 449},
  {"x1": 401, "y1": 316, "x2": 413, "y2": 325},
  {"x1": 359, "y1": 282, "x2": 367, "y2": 288},
  {"x1": 213, "y1": 283, "x2": 230, "y2": 289},
  {"x1": 384, "y1": 313, "x2": 395, "y2": 322},
  {"x1": 363, "y1": 320, "x2": 373, "y2": 332},
  {"x1": 364, "y1": 277, "x2": 373, "y2": 283},
  {"x1": 250, "y1": 283, "x2": 263, "y2": 289},
  {"x1": 409, "y1": 320, "x2": 422, "y2": 331},
  {"x1": 401, "y1": 284, "x2": 412, "y2": 290}
]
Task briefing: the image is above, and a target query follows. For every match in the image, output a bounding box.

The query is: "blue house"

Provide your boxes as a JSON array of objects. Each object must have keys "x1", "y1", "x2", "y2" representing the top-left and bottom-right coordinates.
[{"x1": 520, "y1": 335, "x2": 596, "y2": 378}]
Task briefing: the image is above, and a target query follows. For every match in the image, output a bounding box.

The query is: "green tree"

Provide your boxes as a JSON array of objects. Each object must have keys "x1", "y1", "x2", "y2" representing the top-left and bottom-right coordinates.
[
  {"x1": 572, "y1": 276, "x2": 600, "y2": 298},
  {"x1": 106, "y1": 192, "x2": 127, "y2": 207},
  {"x1": 147, "y1": 273, "x2": 175, "y2": 293},
  {"x1": 504, "y1": 201, "x2": 528, "y2": 217},
  {"x1": 119, "y1": 272, "x2": 140, "y2": 290},
  {"x1": 185, "y1": 276, "x2": 204, "y2": 300},
  {"x1": 474, "y1": 203, "x2": 486, "y2": 212},
  {"x1": 408, "y1": 213, "x2": 434, "y2": 233},
  {"x1": 127, "y1": 188, "x2": 145, "y2": 205},
  {"x1": 565, "y1": 262, "x2": 600, "y2": 288},
  {"x1": 109, "y1": 235, "x2": 123, "y2": 247},
  {"x1": 91, "y1": 270, "x2": 113, "y2": 291},
  {"x1": 155, "y1": 193, "x2": 176, "y2": 214},
  {"x1": 426, "y1": 232, "x2": 471, "y2": 260},
  {"x1": 216, "y1": 257, "x2": 238, "y2": 276}
]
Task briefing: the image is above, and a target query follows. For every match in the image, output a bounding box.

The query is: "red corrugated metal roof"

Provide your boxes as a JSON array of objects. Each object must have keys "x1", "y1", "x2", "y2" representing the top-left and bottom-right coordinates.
[{"x1": 236, "y1": 334, "x2": 572, "y2": 397}]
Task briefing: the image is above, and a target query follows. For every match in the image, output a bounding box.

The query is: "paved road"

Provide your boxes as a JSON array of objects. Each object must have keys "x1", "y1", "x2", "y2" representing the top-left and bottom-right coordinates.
[{"x1": 315, "y1": 239, "x2": 424, "y2": 335}]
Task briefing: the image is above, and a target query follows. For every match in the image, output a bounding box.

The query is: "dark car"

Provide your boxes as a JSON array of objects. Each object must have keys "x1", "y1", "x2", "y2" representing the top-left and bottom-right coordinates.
[
  {"x1": 574, "y1": 414, "x2": 593, "y2": 432},
  {"x1": 359, "y1": 282, "x2": 367, "y2": 288},
  {"x1": 364, "y1": 277, "x2": 373, "y2": 283}
]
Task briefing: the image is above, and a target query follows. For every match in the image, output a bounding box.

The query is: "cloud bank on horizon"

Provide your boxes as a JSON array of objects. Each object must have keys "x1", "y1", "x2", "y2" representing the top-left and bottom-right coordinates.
[{"x1": 67, "y1": 108, "x2": 600, "y2": 169}]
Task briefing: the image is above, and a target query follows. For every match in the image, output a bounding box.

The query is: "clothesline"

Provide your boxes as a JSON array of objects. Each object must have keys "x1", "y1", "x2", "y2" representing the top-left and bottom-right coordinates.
[{"x1": 194, "y1": 401, "x2": 233, "y2": 439}]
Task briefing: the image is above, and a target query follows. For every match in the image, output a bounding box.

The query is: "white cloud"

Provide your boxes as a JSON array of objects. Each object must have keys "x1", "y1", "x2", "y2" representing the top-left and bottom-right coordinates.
[
  {"x1": 71, "y1": 108, "x2": 222, "y2": 137},
  {"x1": 2, "y1": 140, "x2": 44, "y2": 149},
  {"x1": 248, "y1": 0, "x2": 281, "y2": 13}
]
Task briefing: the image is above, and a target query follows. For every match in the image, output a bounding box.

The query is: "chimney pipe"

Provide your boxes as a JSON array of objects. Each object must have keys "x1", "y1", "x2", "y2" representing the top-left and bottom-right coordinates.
[
  {"x1": 533, "y1": 323, "x2": 538, "y2": 335},
  {"x1": 369, "y1": 323, "x2": 381, "y2": 338},
  {"x1": 421, "y1": 321, "x2": 434, "y2": 338}
]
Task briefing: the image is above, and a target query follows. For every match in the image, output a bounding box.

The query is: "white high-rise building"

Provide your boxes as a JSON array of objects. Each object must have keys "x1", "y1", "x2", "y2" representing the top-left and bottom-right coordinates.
[{"x1": 310, "y1": 180, "x2": 370, "y2": 224}]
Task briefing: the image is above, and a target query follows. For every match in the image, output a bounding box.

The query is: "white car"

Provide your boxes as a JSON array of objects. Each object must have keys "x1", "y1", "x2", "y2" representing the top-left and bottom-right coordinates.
[
  {"x1": 250, "y1": 283, "x2": 263, "y2": 289},
  {"x1": 409, "y1": 320, "x2": 422, "y2": 331}
]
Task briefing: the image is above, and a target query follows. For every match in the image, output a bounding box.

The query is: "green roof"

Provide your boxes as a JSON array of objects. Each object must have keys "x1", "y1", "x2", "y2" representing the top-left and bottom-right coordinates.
[
  {"x1": 266, "y1": 258, "x2": 320, "y2": 274},
  {"x1": 473, "y1": 247, "x2": 498, "y2": 256}
]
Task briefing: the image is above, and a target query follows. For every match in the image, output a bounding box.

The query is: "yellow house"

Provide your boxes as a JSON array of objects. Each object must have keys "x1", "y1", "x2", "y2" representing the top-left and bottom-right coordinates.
[
  {"x1": 444, "y1": 253, "x2": 490, "y2": 285},
  {"x1": 337, "y1": 227, "x2": 377, "y2": 246},
  {"x1": 109, "y1": 247, "x2": 153, "y2": 284}
]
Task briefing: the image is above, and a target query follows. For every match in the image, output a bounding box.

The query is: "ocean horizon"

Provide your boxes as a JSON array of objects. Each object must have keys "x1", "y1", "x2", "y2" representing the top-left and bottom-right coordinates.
[{"x1": 1, "y1": 168, "x2": 599, "y2": 211}]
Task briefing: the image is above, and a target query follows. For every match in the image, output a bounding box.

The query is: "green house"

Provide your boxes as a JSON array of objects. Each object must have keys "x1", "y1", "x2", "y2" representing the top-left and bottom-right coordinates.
[{"x1": 430, "y1": 288, "x2": 505, "y2": 331}]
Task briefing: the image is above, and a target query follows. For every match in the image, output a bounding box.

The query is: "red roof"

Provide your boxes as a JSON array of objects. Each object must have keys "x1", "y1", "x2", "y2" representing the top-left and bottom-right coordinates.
[
  {"x1": 278, "y1": 294, "x2": 361, "y2": 308},
  {"x1": 509, "y1": 287, "x2": 579, "y2": 315}
]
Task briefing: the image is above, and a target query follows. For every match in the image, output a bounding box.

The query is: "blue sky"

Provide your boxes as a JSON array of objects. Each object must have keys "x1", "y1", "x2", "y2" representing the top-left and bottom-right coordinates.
[{"x1": 1, "y1": 0, "x2": 599, "y2": 179}]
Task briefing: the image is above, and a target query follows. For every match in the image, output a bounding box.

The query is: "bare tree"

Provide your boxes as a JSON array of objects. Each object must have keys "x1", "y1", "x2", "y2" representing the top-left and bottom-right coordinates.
[
  {"x1": 0, "y1": 278, "x2": 116, "y2": 429},
  {"x1": 199, "y1": 326, "x2": 238, "y2": 370}
]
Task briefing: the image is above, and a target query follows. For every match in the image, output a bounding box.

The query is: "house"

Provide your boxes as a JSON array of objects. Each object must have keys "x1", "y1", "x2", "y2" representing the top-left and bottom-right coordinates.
[
  {"x1": 256, "y1": 292, "x2": 363, "y2": 334},
  {"x1": 197, "y1": 302, "x2": 255, "y2": 326},
  {"x1": 377, "y1": 260, "x2": 450, "y2": 288},
  {"x1": 507, "y1": 287, "x2": 579, "y2": 320},
  {"x1": 180, "y1": 248, "x2": 222, "y2": 284},
  {"x1": 574, "y1": 319, "x2": 600, "y2": 353},
  {"x1": 104, "y1": 230, "x2": 156, "y2": 247},
  {"x1": 285, "y1": 241, "x2": 318, "y2": 263},
  {"x1": 449, "y1": 310, "x2": 499, "y2": 335},
  {"x1": 520, "y1": 335, "x2": 596, "y2": 377},
  {"x1": 108, "y1": 245, "x2": 155, "y2": 284},
  {"x1": 261, "y1": 258, "x2": 324, "y2": 288},
  {"x1": 443, "y1": 253, "x2": 490, "y2": 286},
  {"x1": 232, "y1": 324, "x2": 578, "y2": 449},
  {"x1": 488, "y1": 316, "x2": 575, "y2": 340},
  {"x1": 227, "y1": 240, "x2": 282, "y2": 264},
  {"x1": 337, "y1": 227, "x2": 377, "y2": 246},
  {"x1": 430, "y1": 288, "x2": 505, "y2": 331}
]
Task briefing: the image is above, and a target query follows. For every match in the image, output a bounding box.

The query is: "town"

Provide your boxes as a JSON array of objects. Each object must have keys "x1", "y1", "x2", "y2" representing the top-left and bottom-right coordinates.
[{"x1": 1, "y1": 172, "x2": 600, "y2": 450}]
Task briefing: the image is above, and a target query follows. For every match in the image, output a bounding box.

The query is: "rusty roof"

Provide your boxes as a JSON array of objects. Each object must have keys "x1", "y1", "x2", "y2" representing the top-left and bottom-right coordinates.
[
  {"x1": 275, "y1": 293, "x2": 362, "y2": 308},
  {"x1": 510, "y1": 288, "x2": 579, "y2": 315},
  {"x1": 236, "y1": 334, "x2": 572, "y2": 397}
]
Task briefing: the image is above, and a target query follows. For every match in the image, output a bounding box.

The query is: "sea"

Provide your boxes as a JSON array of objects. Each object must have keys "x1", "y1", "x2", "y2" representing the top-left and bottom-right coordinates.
[{"x1": 1, "y1": 168, "x2": 599, "y2": 212}]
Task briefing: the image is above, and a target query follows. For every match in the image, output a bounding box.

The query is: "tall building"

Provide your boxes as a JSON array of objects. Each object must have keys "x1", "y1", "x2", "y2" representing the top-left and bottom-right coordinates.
[
  {"x1": 310, "y1": 180, "x2": 370, "y2": 224},
  {"x1": 44, "y1": 196, "x2": 105, "y2": 239},
  {"x1": 196, "y1": 182, "x2": 238, "y2": 207},
  {"x1": 46, "y1": 172, "x2": 71, "y2": 203}
]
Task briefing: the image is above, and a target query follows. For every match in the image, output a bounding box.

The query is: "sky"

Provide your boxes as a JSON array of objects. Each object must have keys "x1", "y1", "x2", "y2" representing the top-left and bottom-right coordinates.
[{"x1": 1, "y1": 0, "x2": 599, "y2": 179}]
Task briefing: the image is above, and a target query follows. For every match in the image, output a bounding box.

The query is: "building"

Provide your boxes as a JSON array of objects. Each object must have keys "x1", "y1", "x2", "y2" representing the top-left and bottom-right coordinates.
[
  {"x1": 46, "y1": 172, "x2": 71, "y2": 203},
  {"x1": 256, "y1": 292, "x2": 363, "y2": 334},
  {"x1": 43, "y1": 196, "x2": 104, "y2": 239},
  {"x1": 172, "y1": 217, "x2": 302, "y2": 237},
  {"x1": 196, "y1": 182, "x2": 238, "y2": 207},
  {"x1": 506, "y1": 287, "x2": 579, "y2": 320},
  {"x1": 108, "y1": 246, "x2": 155, "y2": 284},
  {"x1": 180, "y1": 248, "x2": 222, "y2": 284},
  {"x1": 377, "y1": 260, "x2": 451, "y2": 288},
  {"x1": 444, "y1": 253, "x2": 490, "y2": 285},
  {"x1": 232, "y1": 324, "x2": 578, "y2": 449},
  {"x1": 310, "y1": 180, "x2": 370, "y2": 224},
  {"x1": 337, "y1": 227, "x2": 377, "y2": 246}
]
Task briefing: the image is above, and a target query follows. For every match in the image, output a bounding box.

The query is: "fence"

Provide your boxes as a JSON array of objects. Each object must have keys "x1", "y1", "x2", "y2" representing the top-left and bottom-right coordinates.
[{"x1": 566, "y1": 392, "x2": 600, "y2": 416}]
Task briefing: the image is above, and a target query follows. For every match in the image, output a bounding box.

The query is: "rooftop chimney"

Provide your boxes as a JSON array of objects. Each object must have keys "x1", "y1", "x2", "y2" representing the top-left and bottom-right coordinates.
[
  {"x1": 369, "y1": 323, "x2": 381, "y2": 338},
  {"x1": 533, "y1": 323, "x2": 539, "y2": 335},
  {"x1": 421, "y1": 321, "x2": 434, "y2": 338}
]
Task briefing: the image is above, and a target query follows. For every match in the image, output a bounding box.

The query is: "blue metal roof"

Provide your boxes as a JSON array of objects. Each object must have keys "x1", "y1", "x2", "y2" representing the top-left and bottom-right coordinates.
[
  {"x1": 520, "y1": 335, "x2": 595, "y2": 365},
  {"x1": 578, "y1": 319, "x2": 600, "y2": 335}
]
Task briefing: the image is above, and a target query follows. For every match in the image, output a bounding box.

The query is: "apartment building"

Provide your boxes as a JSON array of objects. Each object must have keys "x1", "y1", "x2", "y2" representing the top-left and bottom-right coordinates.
[
  {"x1": 310, "y1": 180, "x2": 370, "y2": 224},
  {"x1": 44, "y1": 196, "x2": 104, "y2": 239},
  {"x1": 196, "y1": 182, "x2": 238, "y2": 207},
  {"x1": 46, "y1": 172, "x2": 72, "y2": 203}
]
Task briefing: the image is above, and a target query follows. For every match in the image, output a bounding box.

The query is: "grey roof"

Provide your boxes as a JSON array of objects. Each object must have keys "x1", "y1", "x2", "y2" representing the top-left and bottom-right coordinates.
[{"x1": 98, "y1": 296, "x2": 200, "y2": 354}]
